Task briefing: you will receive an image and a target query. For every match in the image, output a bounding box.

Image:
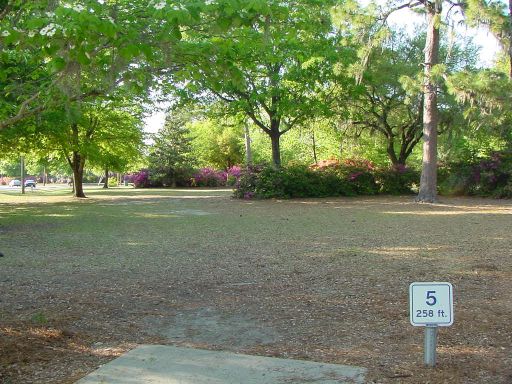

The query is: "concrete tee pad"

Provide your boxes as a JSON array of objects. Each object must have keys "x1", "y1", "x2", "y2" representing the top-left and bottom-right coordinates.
[{"x1": 76, "y1": 345, "x2": 366, "y2": 384}]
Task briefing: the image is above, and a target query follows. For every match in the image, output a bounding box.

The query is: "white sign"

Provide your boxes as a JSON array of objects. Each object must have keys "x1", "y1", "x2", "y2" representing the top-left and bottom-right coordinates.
[{"x1": 409, "y1": 282, "x2": 453, "y2": 326}]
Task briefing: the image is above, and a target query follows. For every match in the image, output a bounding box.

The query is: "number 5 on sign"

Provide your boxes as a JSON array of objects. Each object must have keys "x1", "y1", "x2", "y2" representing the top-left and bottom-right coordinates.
[{"x1": 409, "y1": 282, "x2": 454, "y2": 326}]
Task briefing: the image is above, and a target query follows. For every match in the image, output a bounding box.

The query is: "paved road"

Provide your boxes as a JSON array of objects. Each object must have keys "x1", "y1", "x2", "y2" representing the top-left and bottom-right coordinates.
[{"x1": 0, "y1": 183, "x2": 73, "y2": 192}]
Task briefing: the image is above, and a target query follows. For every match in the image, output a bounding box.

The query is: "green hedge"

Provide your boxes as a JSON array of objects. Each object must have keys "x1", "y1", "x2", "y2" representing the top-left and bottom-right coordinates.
[
  {"x1": 439, "y1": 151, "x2": 512, "y2": 198},
  {"x1": 234, "y1": 162, "x2": 419, "y2": 199}
]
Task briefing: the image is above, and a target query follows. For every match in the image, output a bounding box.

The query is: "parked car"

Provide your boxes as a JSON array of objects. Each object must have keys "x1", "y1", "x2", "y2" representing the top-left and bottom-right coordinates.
[
  {"x1": 24, "y1": 179, "x2": 36, "y2": 188},
  {"x1": 8, "y1": 179, "x2": 21, "y2": 187}
]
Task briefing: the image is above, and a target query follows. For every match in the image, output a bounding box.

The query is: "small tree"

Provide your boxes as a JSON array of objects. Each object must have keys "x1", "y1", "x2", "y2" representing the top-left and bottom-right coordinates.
[
  {"x1": 34, "y1": 102, "x2": 144, "y2": 197},
  {"x1": 189, "y1": 116, "x2": 244, "y2": 169},
  {"x1": 346, "y1": 29, "x2": 473, "y2": 167},
  {"x1": 148, "y1": 111, "x2": 195, "y2": 187}
]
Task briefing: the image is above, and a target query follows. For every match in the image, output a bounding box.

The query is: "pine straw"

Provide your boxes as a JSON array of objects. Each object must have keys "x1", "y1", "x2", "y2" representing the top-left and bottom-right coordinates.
[{"x1": 1, "y1": 189, "x2": 511, "y2": 383}]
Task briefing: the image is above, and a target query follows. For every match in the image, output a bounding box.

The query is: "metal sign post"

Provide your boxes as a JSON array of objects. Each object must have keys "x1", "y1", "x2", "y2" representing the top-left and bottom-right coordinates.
[
  {"x1": 424, "y1": 325, "x2": 438, "y2": 367},
  {"x1": 409, "y1": 282, "x2": 453, "y2": 367}
]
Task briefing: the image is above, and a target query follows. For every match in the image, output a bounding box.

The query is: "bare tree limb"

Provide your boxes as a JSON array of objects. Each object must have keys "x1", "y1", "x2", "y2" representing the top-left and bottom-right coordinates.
[{"x1": 0, "y1": 92, "x2": 42, "y2": 130}]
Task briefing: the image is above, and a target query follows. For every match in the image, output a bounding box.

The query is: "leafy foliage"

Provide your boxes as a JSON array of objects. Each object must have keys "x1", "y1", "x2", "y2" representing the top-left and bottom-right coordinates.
[
  {"x1": 147, "y1": 111, "x2": 195, "y2": 187},
  {"x1": 439, "y1": 151, "x2": 512, "y2": 197},
  {"x1": 374, "y1": 165, "x2": 420, "y2": 195},
  {"x1": 1, "y1": 0, "x2": 511, "y2": 201},
  {"x1": 233, "y1": 160, "x2": 418, "y2": 199},
  {"x1": 169, "y1": 0, "x2": 353, "y2": 167},
  {"x1": 188, "y1": 115, "x2": 244, "y2": 169},
  {"x1": 0, "y1": 0, "x2": 168, "y2": 130},
  {"x1": 465, "y1": 0, "x2": 512, "y2": 77}
]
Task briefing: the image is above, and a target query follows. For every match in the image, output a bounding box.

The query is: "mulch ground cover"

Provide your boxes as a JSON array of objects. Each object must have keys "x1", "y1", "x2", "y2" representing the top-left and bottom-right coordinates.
[{"x1": 1, "y1": 188, "x2": 511, "y2": 383}]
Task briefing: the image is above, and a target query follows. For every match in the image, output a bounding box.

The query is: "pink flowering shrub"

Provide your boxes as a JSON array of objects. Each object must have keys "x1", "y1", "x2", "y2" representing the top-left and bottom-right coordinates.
[
  {"x1": 192, "y1": 167, "x2": 228, "y2": 187},
  {"x1": 438, "y1": 151, "x2": 512, "y2": 197},
  {"x1": 125, "y1": 170, "x2": 150, "y2": 188},
  {"x1": 233, "y1": 160, "x2": 421, "y2": 199},
  {"x1": 190, "y1": 166, "x2": 245, "y2": 187}
]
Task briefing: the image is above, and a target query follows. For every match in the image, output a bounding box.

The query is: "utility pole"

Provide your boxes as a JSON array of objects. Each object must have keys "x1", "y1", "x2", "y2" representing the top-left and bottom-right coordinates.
[{"x1": 20, "y1": 155, "x2": 25, "y2": 194}]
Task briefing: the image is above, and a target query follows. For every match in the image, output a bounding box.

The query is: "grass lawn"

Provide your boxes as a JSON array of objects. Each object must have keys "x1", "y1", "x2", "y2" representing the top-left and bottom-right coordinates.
[{"x1": 1, "y1": 186, "x2": 511, "y2": 383}]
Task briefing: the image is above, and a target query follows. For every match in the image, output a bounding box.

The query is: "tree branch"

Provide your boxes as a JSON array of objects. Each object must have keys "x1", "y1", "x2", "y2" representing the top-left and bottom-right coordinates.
[
  {"x1": 0, "y1": 1, "x2": 12, "y2": 21},
  {"x1": 210, "y1": 89, "x2": 236, "y2": 103},
  {"x1": 0, "y1": 92, "x2": 42, "y2": 130},
  {"x1": 245, "y1": 109, "x2": 270, "y2": 135}
]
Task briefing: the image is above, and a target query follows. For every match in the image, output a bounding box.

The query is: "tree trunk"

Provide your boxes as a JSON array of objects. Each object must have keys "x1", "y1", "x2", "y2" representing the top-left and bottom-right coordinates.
[
  {"x1": 397, "y1": 129, "x2": 422, "y2": 166},
  {"x1": 103, "y1": 167, "x2": 109, "y2": 189},
  {"x1": 69, "y1": 123, "x2": 87, "y2": 198},
  {"x1": 388, "y1": 134, "x2": 420, "y2": 167},
  {"x1": 311, "y1": 129, "x2": 318, "y2": 165},
  {"x1": 397, "y1": 152, "x2": 409, "y2": 167},
  {"x1": 509, "y1": 41, "x2": 512, "y2": 80},
  {"x1": 416, "y1": 1, "x2": 440, "y2": 203},
  {"x1": 386, "y1": 136, "x2": 399, "y2": 166},
  {"x1": 509, "y1": 0, "x2": 512, "y2": 79},
  {"x1": 337, "y1": 120, "x2": 344, "y2": 159},
  {"x1": 244, "y1": 122, "x2": 253, "y2": 166},
  {"x1": 270, "y1": 132, "x2": 281, "y2": 168},
  {"x1": 269, "y1": 118, "x2": 282, "y2": 168},
  {"x1": 71, "y1": 151, "x2": 86, "y2": 198}
]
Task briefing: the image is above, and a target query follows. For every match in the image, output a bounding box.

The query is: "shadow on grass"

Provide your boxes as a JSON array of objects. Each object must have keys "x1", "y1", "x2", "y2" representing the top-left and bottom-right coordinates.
[{"x1": 85, "y1": 187, "x2": 232, "y2": 197}]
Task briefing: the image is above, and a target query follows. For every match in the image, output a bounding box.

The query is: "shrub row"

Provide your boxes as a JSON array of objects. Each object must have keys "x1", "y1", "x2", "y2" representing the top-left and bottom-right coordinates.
[
  {"x1": 127, "y1": 151, "x2": 512, "y2": 199},
  {"x1": 439, "y1": 151, "x2": 512, "y2": 198},
  {"x1": 125, "y1": 166, "x2": 243, "y2": 188},
  {"x1": 233, "y1": 161, "x2": 419, "y2": 199},
  {"x1": 191, "y1": 166, "x2": 242, "y2": 187}
]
